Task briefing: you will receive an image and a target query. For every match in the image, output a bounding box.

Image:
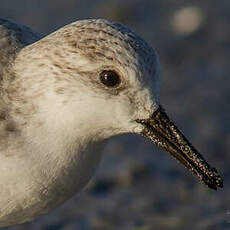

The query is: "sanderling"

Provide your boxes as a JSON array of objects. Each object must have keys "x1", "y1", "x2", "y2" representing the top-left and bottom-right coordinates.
[{"x1": 0, "y1": 18, "x2": 223, "y2": 226}]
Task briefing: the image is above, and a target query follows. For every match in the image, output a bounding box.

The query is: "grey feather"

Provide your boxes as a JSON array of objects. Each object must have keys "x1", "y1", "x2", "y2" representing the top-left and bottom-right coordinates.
[{"x1": 0, "y1": 18, "x2": 42, "y2": 75}]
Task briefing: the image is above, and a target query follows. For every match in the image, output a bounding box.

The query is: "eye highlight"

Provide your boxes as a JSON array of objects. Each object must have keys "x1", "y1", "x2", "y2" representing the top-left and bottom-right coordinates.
[{"x1": 100, "y1": 70, "x2": 121, "y2": 88}]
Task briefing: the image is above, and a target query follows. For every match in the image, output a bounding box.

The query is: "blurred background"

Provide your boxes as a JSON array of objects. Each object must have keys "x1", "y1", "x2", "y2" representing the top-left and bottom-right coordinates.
[{"x1": 1, "y1": 0, "x2": 230, "y2": 229}]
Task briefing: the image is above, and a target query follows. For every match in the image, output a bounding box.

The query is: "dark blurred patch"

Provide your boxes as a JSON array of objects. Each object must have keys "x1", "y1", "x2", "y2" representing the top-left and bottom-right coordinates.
[
  {"x1": 120, "y1": 162, "x2": 156, "y2": 187},
  {"x1": 43, "y1": 221, "x2": 66, "y2": 230},
  {"x1": 89, "y1": 179, "x2": 118, "y2": 196}
]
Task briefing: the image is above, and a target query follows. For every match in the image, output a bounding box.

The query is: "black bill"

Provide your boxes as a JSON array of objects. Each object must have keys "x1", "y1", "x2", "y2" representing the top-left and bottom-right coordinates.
[{"x1": 136, "y1": 105, "x2": 223, "y2": 190}]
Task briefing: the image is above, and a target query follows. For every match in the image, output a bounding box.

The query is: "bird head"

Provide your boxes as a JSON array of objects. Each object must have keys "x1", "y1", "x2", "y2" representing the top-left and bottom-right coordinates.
[{"x1": 16, "y1": 19, "x2": 223, "y2": 190}]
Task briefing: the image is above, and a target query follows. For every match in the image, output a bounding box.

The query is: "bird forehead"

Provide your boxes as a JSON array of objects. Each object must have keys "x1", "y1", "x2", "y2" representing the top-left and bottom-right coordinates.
[{"x1": 61, "y1": 19, "x2": 157, "y2": 74}]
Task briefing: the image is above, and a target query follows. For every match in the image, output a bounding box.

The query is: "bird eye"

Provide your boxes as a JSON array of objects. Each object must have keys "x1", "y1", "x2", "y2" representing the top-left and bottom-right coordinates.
[{"x1": 100, "y1": 70, "x2": 121, "y2": 87}]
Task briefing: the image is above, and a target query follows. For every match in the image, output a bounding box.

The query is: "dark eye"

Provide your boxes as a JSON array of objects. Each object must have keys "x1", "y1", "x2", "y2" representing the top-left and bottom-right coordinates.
[{"x1": 100, "y1": 70, "x2": 121, "y2": 87}]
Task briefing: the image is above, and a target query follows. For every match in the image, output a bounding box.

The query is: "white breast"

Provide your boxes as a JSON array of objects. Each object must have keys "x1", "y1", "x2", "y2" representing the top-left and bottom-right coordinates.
[{"x1": 0, "y1": 131, "x2": 106, "y2": 226}]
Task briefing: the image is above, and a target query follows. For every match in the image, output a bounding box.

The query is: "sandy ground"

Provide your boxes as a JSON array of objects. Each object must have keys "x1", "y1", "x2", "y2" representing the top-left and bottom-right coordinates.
[{"x1": 1, "y1": 1, "x2": 230, "y2": 229}]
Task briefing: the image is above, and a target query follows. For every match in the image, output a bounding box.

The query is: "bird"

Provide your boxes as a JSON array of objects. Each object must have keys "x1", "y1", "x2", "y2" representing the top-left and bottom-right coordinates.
[{"x1": 0, "y1": 18, "x2": 223, "y2": 227}]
